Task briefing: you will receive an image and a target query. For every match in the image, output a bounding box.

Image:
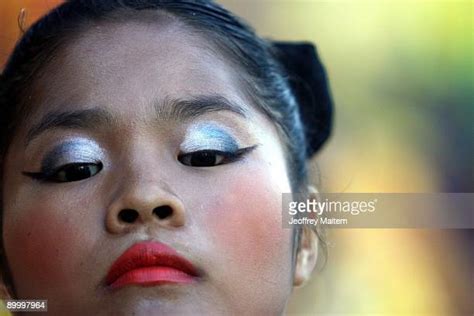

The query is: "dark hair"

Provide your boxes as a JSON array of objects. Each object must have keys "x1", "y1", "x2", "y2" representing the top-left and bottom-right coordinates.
[{"x1": 0, "y1": 0, "x2": 329, "y2": 297}]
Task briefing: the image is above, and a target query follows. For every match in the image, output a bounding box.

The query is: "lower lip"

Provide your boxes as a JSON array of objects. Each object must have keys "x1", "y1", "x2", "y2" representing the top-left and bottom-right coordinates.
[{"x1": 109, "y1": 266, "x2": 196, "y2": 290}]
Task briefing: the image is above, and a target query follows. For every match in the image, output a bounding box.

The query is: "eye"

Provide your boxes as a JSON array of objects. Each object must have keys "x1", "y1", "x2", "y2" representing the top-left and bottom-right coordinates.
[
  {"x1": 178, "y1": 146, "x2": 258, "y2": 168},
  {"x1": 23, "y1": 162, "x2": 103, "y2": 183},
  {"x1": 52, "y1": 163, "x2": 103, "y2": 182},
  {"x1": 178, "y1": 150, "x2": 226, "y2": 167}
]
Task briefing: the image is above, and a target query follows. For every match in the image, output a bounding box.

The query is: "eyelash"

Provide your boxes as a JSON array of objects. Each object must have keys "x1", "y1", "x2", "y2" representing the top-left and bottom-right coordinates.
[
  {"x1": 178, "y1": 145, "x2": 257, "y2": 167},
  {"x1": 22, "y1": 145, "x2": 257, "y2": 183},
  {"x1": 22, "y1": 162, "x2": 103, "y2": 183}
]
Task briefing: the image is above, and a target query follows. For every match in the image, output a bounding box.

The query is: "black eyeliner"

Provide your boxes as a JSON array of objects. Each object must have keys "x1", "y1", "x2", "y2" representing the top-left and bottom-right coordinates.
[
  {"x1": 199, "y1": 144, "x2": 258, "y2": 163},
  {"x1": 22, "y1": 170, "x2": 53, "y2": 181},
  {"x1": 22, "y1": 162, "x2": 103, "y2": 183},
  {"x1": 225, "y1": 144, "x2": 258, "y2": 162}
]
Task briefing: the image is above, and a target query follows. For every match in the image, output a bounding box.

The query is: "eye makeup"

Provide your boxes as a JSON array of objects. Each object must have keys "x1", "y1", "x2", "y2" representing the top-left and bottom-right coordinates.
[
  {"x1": 25, "y1": 138, "x2": 104, "y2": 175},
  {"x1": 180, "y1": 123, "x2": 240, "y2": 153}
]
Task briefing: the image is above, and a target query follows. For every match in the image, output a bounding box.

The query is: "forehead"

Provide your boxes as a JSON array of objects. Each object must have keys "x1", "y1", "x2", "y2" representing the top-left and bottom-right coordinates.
[{"x1": 29, "y1": 16, "x2": 251, "y2": 118}]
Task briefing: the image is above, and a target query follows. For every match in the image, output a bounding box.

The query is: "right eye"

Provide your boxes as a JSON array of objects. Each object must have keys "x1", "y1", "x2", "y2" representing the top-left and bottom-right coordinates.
[
  {"x1": 23, "y1": 162, "x2": 103, "y2": 183},
  {"x1": 51, "y1": 163, "x2": 103, "y2": 182}
]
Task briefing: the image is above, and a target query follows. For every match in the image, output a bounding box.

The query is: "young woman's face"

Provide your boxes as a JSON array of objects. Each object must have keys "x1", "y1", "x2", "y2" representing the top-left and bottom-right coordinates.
[{"x1": 2, "y1": 19, "x2": 295, "y2": 315}]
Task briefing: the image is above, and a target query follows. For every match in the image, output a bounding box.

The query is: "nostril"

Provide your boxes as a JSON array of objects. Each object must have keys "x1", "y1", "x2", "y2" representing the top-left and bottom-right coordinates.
[
  {"x1": 118, "y1": 209, "x2": 139, "y2": 223},
  {"x1": 153, "y1": 205, "x2": 173, "y2": 219}
]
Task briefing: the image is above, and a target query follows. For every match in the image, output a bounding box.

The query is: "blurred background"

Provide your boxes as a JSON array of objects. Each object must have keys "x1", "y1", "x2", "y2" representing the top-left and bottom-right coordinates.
[{"x1": 1, "y1": 0, "x2": 472, "y2": 315}]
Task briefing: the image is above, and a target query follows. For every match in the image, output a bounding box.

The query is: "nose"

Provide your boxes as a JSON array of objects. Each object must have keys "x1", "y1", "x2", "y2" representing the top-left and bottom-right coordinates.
[{"x1": 106, "y1": 180, "x2": 186, "y2": 234}]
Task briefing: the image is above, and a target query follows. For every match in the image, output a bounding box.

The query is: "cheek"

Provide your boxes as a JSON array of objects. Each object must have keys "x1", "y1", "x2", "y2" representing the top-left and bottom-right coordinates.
[
  {"x1": 3, "y1": 199, "x2": 93, "y2": 295},
  {"x1": 206, "y1": 166, "x2": 293, "y2": 276}
]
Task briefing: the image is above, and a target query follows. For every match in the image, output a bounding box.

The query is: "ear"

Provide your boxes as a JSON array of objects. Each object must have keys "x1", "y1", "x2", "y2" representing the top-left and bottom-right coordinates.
[{"x1": 293, "y1": 186, "x2": 319, "y2": 287}]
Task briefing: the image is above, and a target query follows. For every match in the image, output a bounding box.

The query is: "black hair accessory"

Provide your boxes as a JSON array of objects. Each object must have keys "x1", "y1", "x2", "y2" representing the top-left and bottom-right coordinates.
[{"x1": 273, "y1": 42, "x2": 333, "y2": 158}]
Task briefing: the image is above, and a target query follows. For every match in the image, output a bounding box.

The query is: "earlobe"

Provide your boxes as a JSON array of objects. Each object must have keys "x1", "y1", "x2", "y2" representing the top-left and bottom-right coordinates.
[
  {"x1": 293, "y1": 226, "x2": 318, "y2": 287},
  {"x1": 293, "y1": 185, "x2": 319, "y2": 287}
]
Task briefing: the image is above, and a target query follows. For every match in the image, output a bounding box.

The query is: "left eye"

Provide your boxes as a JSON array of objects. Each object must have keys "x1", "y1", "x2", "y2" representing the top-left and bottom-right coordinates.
[{"x1": 178, "y1": 150, "x2": 227, "y2": 167}]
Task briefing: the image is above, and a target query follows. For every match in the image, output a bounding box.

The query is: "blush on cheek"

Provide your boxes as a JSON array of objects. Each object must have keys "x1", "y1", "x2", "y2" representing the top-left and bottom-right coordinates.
[
  {"x1": 207, "y1": 170, "x2": 292, "y2": 271},
  {"x1": 4, "y1": 207, "x2": 84, "y2": 294}
]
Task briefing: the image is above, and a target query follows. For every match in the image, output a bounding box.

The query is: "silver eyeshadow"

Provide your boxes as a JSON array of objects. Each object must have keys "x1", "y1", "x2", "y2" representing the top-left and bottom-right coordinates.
[
  {"x1": 180, "y1": 123, "x2": 239, "y2": 153},
  {"x1": 40, "y1": 139, "x2": 104, "y2": 171}
]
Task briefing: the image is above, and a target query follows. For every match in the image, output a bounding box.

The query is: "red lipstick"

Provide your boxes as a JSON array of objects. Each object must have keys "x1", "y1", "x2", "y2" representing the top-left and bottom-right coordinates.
[{"x1": 106, "y1": 241, "x2": 199, "y2": 290}]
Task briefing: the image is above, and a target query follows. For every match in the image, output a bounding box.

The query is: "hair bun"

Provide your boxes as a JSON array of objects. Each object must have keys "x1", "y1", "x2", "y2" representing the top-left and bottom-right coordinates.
[{"x1": 273, "y1": 42, "x2": 333, "y2": 158}]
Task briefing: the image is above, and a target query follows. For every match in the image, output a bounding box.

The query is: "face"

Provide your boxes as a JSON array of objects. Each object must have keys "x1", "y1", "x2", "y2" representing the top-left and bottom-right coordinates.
[{"x1": 2, "y1": 18, "x2": 296, "y2": 315}]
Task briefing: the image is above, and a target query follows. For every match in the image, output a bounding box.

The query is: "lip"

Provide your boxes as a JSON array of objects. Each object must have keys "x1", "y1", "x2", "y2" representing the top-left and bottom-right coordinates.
[{"x1": 106, "y1": 241, "x2": 200, "y2": 290}]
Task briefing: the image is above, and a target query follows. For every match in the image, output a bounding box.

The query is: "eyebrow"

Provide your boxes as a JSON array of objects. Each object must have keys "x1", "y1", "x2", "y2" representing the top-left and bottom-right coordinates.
[{"x1": 25, "y1": 94, "x2": 248, "y2": 146}]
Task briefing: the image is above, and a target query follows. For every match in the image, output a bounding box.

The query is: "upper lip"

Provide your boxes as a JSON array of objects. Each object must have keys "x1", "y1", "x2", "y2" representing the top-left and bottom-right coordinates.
[{"x1": 105, "y1": 241, "x2": 200, "y2": 287}]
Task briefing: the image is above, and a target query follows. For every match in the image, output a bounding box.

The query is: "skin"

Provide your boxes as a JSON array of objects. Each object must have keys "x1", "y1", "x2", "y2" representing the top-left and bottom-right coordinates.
[{"x1": 1, "y1": 15, "x2": 316, "y2": 315}]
